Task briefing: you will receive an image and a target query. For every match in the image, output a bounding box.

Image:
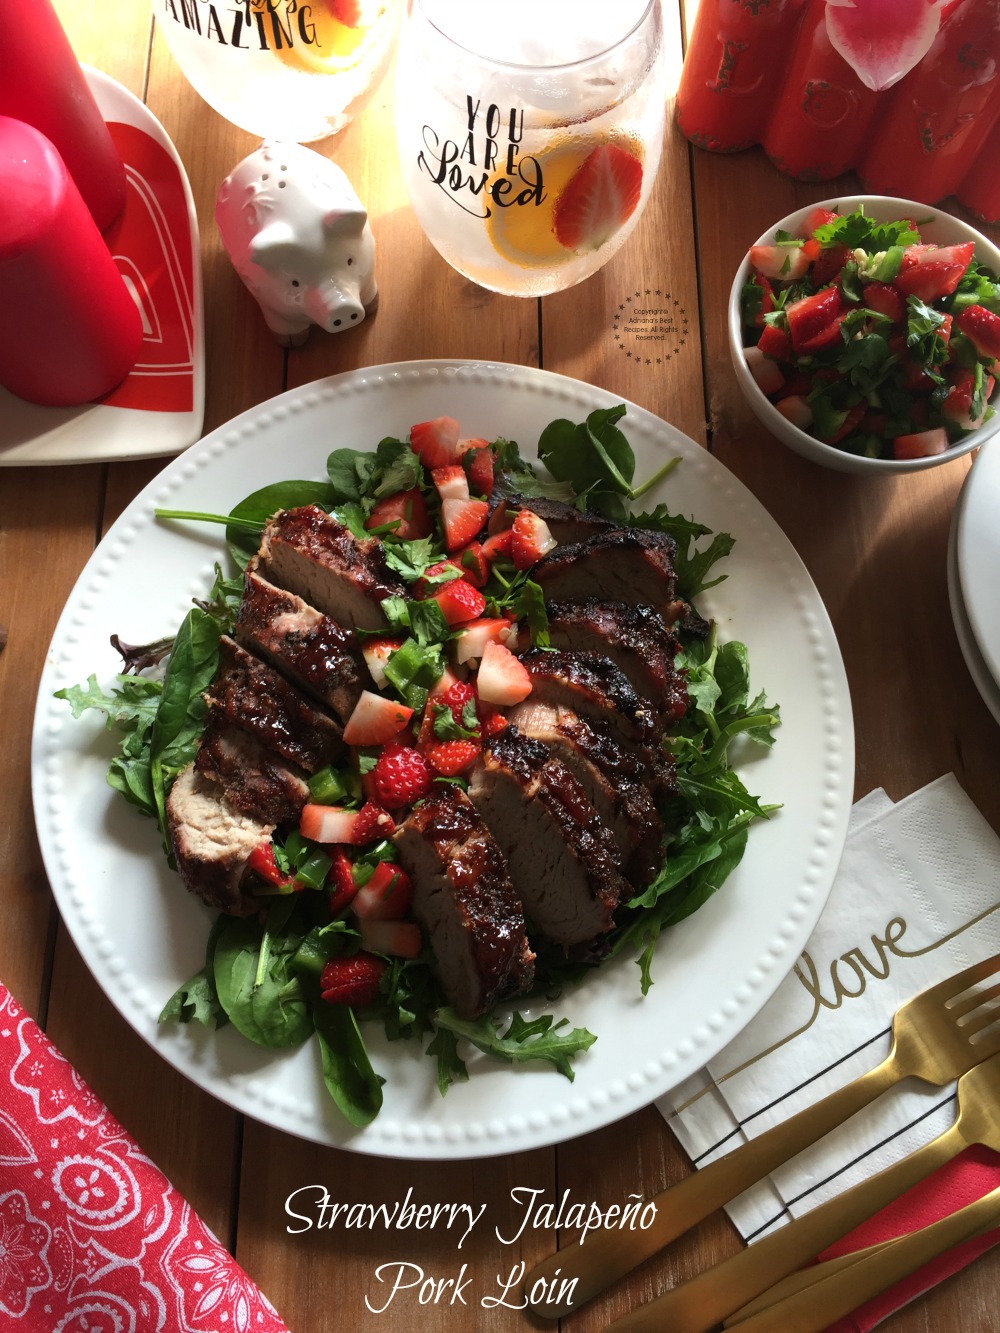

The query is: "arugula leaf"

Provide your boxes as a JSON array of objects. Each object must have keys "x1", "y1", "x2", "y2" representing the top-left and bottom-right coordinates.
[
  {"x1": 435, "y1": 1008, "x2": 597, "y2": 1080},
  {"x1": 427, "y1": 1026, "x2": 470, "y2": 1096},
  {"x1": 631, "y1": 506, "x2": 734, "y2": 600}
]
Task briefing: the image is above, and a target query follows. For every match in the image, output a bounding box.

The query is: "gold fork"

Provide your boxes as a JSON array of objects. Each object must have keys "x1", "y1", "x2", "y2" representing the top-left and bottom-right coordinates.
[
  {"x1": 523, "y1": 950, "x2": 1000, "y2": 1318},
  {"x1": 722, "y1": 1183, "x2": 1000, "y2": 1332},
  {"x1": 605, "y1": 1048, "x2": 1000, "y2": 1333}
]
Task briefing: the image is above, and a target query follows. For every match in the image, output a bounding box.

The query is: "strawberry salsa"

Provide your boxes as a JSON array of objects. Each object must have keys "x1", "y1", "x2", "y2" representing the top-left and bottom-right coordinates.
[
  {"x1": 740, "y1": 206, "x2": 1000, "y2": 461},
  {"x1": 57, "y1": 407, "x2": 779, "y2": 1128}
]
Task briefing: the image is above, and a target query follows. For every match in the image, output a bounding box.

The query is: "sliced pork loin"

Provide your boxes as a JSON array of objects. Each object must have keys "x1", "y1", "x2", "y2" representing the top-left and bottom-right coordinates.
[
  {"x1": 467, "y1": 727, "x2": 627, "y2": 947},
  {"x1": 532, "y1": 527, "x2": 687, "y2": 626},
  {"x1": 545, "y1": 599, "x2": 688, "y2": 726},
  {"x1": 393, "y1": 786, "x2": 535, "y2": 1018},
  {"x1": 488, "y1": 491, "x2": 615, "y2": 546},
  {"x1": 235, "y1": 566, "x2": 365, "y2": 724},
  {"x1": 517, "y1": 648, "x2": 659, "y2": 758},
  {"x1": 204, "y1": 635, "x2": 344, "y2": 773},
  {"x1": 195, "y1": 711, "x2": 310, "y2": 825},
  {"x1": 258, "y1": 504, "x2": 406, "y2": 632},
  {"x1": 166, "y1": 764, "x2": 272, "y2": 916},
  {"x1": 505, "y1": 699, "x2": 663, "y2": 887}
]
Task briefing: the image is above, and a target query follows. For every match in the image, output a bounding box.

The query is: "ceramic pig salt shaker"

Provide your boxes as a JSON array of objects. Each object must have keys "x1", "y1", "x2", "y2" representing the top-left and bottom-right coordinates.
[{"x1": 216, "y1": 141, "x2": 377, "y2": 347}]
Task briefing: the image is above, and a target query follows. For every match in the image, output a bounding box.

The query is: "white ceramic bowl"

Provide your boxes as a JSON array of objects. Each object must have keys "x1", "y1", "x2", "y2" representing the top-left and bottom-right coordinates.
[{"x1": 729, "y1": 194, "x2": 1000, "y2": 475}]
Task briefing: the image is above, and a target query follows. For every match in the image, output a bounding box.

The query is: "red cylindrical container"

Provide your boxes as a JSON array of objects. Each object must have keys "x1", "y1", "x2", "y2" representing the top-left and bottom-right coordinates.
[
  {"x1": 859, "y1": 0, "x2": 1000, "y2": 204},
  {"x1": 0, "y1": 0, "x2": 126, "y2": 231},
  {"x1": 0, "y1": 117, "x2": 143, "y2": 407},
  {"x1": 675, "y1": 0, "x2": 805, "y2": 152},
  {"x1": 760, "y1": 0, "x2": 880, "y2": 179},
  {"x1": 957, "y1": 117, "x2": 1000, "y2": 226}
]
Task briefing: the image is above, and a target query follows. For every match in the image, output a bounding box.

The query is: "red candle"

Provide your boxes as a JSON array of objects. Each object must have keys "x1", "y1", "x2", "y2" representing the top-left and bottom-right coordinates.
[
  {"x1": 0, "y1": 0, "x2": 126, "y2": 231},
  {"x1": 0, "y1": 116, "x2": 143, "y2": 407}
]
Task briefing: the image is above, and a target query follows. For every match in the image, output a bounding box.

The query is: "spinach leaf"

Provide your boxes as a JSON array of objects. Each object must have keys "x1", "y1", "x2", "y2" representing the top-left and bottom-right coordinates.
[
  {"x1": 226, "y1": 481, "x2": 337, "y2": 567},
  {"x1": 312, "y1": 1001, "x2": 385, "y2": 1127},
  {"x1": 212, "y1": 903, "x2": 314, "y2": 1049}
]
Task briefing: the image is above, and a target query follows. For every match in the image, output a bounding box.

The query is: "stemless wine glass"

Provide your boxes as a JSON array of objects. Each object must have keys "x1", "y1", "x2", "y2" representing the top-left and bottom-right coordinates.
[
  {"x1": 394, "y1": 0, "x2": 668, "y2": 296},
  {"x1": 154, "y1": 0, "x2": 400, "y2": 142}
]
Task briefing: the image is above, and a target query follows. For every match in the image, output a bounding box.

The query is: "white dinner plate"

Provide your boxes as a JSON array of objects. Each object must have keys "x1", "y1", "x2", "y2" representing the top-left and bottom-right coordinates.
[
  {"x1": 951, "y1": 448, "x2": 1000, "y2": 725},
  {"x1": 0, "y1": 67, "x2": 204, "y2": 466},
  {"x1": 33, "y1": 361, "x2": 854, "y2": 1159}
]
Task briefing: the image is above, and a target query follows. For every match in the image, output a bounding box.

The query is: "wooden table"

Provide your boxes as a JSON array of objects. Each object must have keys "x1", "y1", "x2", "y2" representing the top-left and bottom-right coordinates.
[{"x1": 4, "y1": 2, "x2": 999, "y2": 1329}]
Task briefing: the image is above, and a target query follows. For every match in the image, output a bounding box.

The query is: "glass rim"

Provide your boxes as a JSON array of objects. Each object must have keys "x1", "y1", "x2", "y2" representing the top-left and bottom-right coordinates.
[{"x1": 411, "y1": 0, "x2": 658, "y2": 74}]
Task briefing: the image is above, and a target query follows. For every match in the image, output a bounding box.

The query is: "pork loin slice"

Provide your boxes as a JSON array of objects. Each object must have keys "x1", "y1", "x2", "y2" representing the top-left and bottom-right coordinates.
[
  {"x1": 235, "y1": 566, "x2": 365, "y2": 723},
  {"x1": 467, "y1": 727, "x2": 627, "y2": 947},
  {"x1": 546, "y1": 599, "x2": 688, "y2": 725},
  {"x1": 505, "y1": 698, "x2": 663, "y2": 887},
  {"x1": 517, "y1": 648, "x2": 659, "y2": 757},
  {"x1": 489, "y1": 491, "x2": 615, "y2": 546},
  {"x1": 204, "y1": 635, "x2": 344, "y2": 773},
  {"x1": 195, "y1": 710, "x2": 311, "y2": 824},
  {"x1": 258, "y1": 504, "x2": 406, "y2": 632},
  {"x1": 393, "y1": 786, "x2": 535, "y2": 1018},
  {"x1": 533, "y1": 527, "x2": 686, "y2": 625},
  {"x1": 166, "y1": 764, "x2": 272, "y2": 916}
]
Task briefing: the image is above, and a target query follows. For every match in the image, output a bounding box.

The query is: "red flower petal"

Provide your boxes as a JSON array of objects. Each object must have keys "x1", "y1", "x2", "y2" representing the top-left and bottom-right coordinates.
[{"x1": 825, "y1": 0, "x2": 946, "y2": 91}]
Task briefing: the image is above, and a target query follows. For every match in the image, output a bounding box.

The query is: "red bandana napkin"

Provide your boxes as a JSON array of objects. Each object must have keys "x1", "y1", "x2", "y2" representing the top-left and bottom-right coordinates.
[{"x1": 0, "y1": 984, "x2": 290, "y2": 1332}]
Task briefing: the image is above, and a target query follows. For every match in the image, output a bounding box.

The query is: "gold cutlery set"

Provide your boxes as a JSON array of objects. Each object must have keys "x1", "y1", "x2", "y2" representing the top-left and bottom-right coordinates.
[{"x1": 525, "y1": 952, "x2": 1000, "y2": 1332}]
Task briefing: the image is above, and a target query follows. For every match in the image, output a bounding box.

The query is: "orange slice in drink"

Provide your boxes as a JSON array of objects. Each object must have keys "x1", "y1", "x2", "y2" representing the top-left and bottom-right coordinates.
[
  {"x1": 486, "y1": 136, "x2": 644, "y2": 269},
  {"x1": 276, "y1": 0, "x2": 384, "y2": 74}
]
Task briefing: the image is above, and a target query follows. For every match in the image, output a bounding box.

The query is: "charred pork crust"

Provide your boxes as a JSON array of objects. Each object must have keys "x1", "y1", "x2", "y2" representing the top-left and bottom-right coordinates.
[
  {"x1": 545, "y1": 599, "x2": 688, "y2": 725},
  {"x1": 532, "y1": 527, "x2": 686, "y2": 625},
  {"x1": 204, "y1": 635, "x2": 344, "y2": 773},
  {"x1": 235, "y1": 566, "x2": 365, "y2": 723},
  {"x1": 166, "y1": 764, "x2": 272, "y2": 916},
  {"x1": 467, "y1": 726, "x2": 627, "y2": 947},
  {"x1": 488, "y1": 490, "x2": 616, "y2": 546},
  {"x1": 517, "y1": 648, "x2": 659, "y2": 756},
  {"x1": 258, "y1": 504, "x2": 406, "y2": 632},
  {"x1": 393, "y1": 786, "x2": 535, "y2": 1018},
  {"x1": 195, "y1": 711, "x2": 311, "y2": 825},
  {"x1": 505, "y1": 698, "x2": 663, "y2": 887}
]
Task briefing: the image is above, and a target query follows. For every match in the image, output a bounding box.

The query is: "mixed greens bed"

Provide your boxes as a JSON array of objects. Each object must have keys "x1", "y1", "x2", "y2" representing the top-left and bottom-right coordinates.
[{"x1": 56, "y1": 405, "x2": 779, "y2": 1128}]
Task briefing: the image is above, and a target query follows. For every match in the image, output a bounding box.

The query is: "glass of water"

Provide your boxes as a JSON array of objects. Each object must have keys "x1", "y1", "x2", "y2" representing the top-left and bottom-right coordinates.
[
  {"x1": 155, "y1": 0, "x2": 401, "y2": 142},
  {"x1": 394, "y1": 0, "x2": 668, "y2": 295}
]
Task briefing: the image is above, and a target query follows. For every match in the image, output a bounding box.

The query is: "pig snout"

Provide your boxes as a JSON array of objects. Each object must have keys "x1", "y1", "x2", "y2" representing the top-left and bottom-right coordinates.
[{"x1": 304, "y1": 281, "x2": 366, "y2": 332}]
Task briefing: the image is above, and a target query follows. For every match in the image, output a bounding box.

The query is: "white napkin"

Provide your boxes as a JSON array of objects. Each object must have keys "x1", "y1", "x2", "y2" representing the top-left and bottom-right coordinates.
[{"x1": 658, "y1": 774, "x2": 1000, "y2": 1242}]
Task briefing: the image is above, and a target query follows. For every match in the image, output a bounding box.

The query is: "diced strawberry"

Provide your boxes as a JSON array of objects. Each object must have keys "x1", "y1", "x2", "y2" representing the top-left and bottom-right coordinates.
[
  {"x1": 351, "y1": 801, "x2": 396, "y2": 843},
  {"x1": 300, "y1": 803, "x2": 360, "y2": 845},
  {"x1": 893, "y1": 428, "x2": 949, "y2": 460},
  {"x1": 757, "y1": 322, "x2": 792, "y2": 361},
  {"x1": 479, "y1": 704, "x2": 509, "y2": 736},
  {"x1": 247, "y1": 841, "x2": 294, "y2": 889},
  {"x1": 409, "y1": 415, "x2": 461, "y2": 468},
  {"x1": 430, "y1": 679, "x2": 480, "y2": 729},
  {"x1": 366, "y1": 488, "x2": 431, "y2": 540},
  {"x1": 552, "y1": 142, "x2": 643, "y2": 252},
  {"x1": 811, "y1": 242, "x2": 851, "y2": 288},
  {"x1": 319, "y1": 952, "x2": 387, "y2": 1005},
  {"x1": 422, "y1": 737, "x2": 481, "y2": 776},
  {"x1": 481, "y1": 528, "x2": 514, "y2": 561},
  {"x1": 428, "y1": 664, "x2": 463, "y2": 697},
  {"x1": 775, "y1": 395, "x2": 813, "y2": 430},
  {"x1": 358, "y1": 919, "x2": 423, "y2": 959},
  {"x1": 826, "y1": 402, "x2": 866, "y2": 444},
  {"x1": 744, "y1": 344, "x2": 785, "y2": 396},
  {"x1": 342, "y1": 690, "x2": 413, "y2": 746},
  {"x1": 453, "y1": 616, "x2": 515, "y2": 664},
  {"x1": 894, "y1": 242, "x2": 974, "y2": 301},
  {"x1": 370, "y1": 741, "x2": 433, "y2": 810},
  {"x1": 441, "y1": 497, "x2": 488, "y2": 552},
  {"x1": 955, "y1": 305, "x2": 1000, "y2": 361},
  {"x1": 327, "y1": 848, "x2": 358, "y2": 915},
  {"x1": 463, "y1": 444, "x2": 495, "y2": 497},
  {"x1": 352, "y1": 861, "x2": 414, "y2": 920},
  {"x1": 432, "y1": 577, "x2": 486, "y2": 627},
  {"x1": 431, "y1": 464, "x2": 469, "y2": 502},
  {"x1": 360, "y1": 636, "x2": 403, "y2": 690},
  {"x1": 786, "y1": 286, "x2": 844, "y2": 354},
  {"x1": 749, "y1": 243, "x2": 811, "y2": 282},
  {"x1": 475, "y1": 641, "x2": 532, "y2": 706},
  {"x1": 802, "y1": 207, "x2": 840, "y2": 236},
  {"x1": 863, "y1": 281, "x2": 906, "y2": 323},
  {"x1": 943, "y1": 368, "x2": 996, "y2": 429},
  {"x1": 510, "y1": 509, "x2": 557, "y2": 570},
  {"x1": 454, "y1": 541, "x2": 490, "y2": 587}
]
